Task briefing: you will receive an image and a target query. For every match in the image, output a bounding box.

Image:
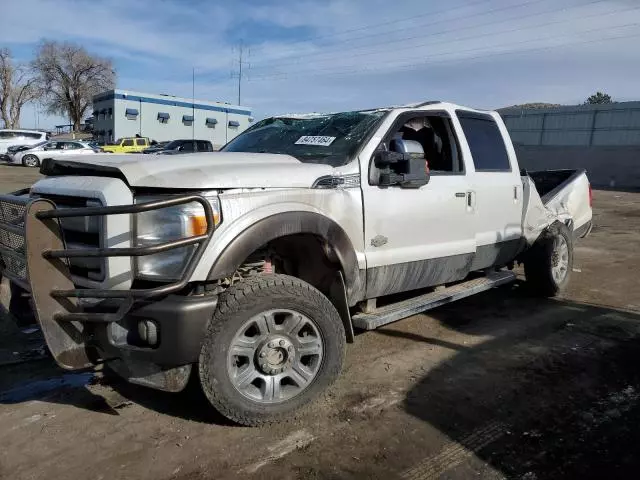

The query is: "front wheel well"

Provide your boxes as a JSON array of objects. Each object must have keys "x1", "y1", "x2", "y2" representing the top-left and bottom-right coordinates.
[
  {"x1": 215, "y1": 233, "x2": 354, "y2": 342},
  {"x1": 268, "y1": 234, "x2": 339, "y2": 297}
]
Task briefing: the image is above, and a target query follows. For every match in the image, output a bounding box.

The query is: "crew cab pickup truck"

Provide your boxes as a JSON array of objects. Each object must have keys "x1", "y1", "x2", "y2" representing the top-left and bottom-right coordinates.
[
  {"x1": 0, "y1": 101, "x2": 592, "y2": 426},
  {"x1": 101, "y1": 136, "x2": 150, "y2": 153}
]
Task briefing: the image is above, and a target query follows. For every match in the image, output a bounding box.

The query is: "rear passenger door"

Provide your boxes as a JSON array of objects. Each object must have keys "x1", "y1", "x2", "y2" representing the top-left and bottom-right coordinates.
[{"x1": 456, "y1": 111, "x2": 523, "y2": 269}]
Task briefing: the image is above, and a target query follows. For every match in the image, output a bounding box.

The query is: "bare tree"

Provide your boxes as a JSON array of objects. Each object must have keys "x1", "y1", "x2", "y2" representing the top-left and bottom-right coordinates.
[
  {"x1": 33, "y1": 40, "x2": 115, "y2": 131},
  {"x1": 0, "y1": 48, "x2": 41, "y2": 129}
]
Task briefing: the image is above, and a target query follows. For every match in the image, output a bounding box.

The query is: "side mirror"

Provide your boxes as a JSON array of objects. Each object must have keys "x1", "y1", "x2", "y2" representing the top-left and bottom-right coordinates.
[{"x1": 374, "y1": 140, "x2": 430, "y2": 189}]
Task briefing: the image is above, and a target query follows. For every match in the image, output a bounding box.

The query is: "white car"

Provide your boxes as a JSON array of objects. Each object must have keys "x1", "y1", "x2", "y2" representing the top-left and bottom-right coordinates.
[
  {"x1": 0, "y1": 129, "x2": 48, "y2": 154},
  {"x1": 12, "y1": 140, "x2": 99, "y2": 167}
]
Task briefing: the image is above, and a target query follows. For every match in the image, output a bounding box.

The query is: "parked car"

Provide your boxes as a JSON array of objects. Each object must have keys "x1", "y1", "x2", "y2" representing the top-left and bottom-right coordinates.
[
  {"x1": 144, "y1": 139, "x2": 214, "y2": 154},
  {"x1": 7, "y1": 141, "x2": 48, "y2": 156},
  {"x1": 0, "y1": 129, "x2": 48, "y2": 154},
  {"x1": 101, "y1": 136, "x2": 150, "y2": 153},
  {"x1": 11, "y1": 140, "x2": 100, "y2": 167},
  {"x1": 0, "y1": 141, "x2": 49, "y2": 163},
  {"x1": 0, "y1": 101, "x2": 592, "y2": 426},
  {"x1": 141, "y1": 141, "x2": 170, "y2": 154}
]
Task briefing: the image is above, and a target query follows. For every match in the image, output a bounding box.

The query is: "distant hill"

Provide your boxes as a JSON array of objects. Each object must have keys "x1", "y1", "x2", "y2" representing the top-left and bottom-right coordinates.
[{"x1": 498, "y1": 103, "x2": 562, "y2": 112}]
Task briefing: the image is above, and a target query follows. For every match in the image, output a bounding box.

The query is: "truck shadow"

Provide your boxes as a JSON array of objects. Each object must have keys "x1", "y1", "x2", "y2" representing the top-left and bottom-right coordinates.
[
  {"x1": 0, "y1": 305, "x2": 231, "y2": 425},
  {"x1": 0, "y1": 358, "x2": 233, "y2": 424},
  {"x1": 102, "y1": 372, "x2": 235, "y2": 425},
  {"x1": 397, "y1": 282, "x2": 640, "y2": 479}
]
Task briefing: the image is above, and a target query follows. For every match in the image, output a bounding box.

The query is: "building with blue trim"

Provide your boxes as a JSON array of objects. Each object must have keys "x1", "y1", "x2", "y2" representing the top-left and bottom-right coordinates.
[{"x1": 92, "y1": 89, "x2": 252, "y2": 148}]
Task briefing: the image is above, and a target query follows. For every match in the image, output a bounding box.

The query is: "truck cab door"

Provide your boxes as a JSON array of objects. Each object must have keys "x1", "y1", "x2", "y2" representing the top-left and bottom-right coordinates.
[
  {"x1": 455, "y1": 111, "x2": 524, "y2": 269},
  {"x1": 121, "y1": 138, "x2": 134, "y2": 152},
  {"x1": 361, "y1": 108, "x2": 477, "y2": 299}
]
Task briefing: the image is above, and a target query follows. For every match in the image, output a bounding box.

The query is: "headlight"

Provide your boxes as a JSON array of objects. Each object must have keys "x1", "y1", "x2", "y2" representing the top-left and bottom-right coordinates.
[{"x1": 134, "y1": 194, "x2": 221, "y2": 281}]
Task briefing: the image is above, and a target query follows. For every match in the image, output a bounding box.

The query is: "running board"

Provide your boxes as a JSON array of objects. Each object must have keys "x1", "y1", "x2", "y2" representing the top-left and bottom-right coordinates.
[{"x1": 352, "y1": 270, "x2": 517, "y2": 331}]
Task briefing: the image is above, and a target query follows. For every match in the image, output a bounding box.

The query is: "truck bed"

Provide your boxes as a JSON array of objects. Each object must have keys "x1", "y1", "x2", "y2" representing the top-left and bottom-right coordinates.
[
  {"x1": 527, "y1": 169, "x2": 583, "y2": 203},
  {"x1": 521, "y1": 168, "x2": 592, "y2": 243}
]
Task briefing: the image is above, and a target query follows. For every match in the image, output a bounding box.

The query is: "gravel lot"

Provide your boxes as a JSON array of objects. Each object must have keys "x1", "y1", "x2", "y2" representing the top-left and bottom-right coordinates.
[{"x1": 0, "y1": 164, "x2": 639, "y2": 479}]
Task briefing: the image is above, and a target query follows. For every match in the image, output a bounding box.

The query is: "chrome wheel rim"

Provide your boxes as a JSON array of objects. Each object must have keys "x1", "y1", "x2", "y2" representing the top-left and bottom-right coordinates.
[
  {"x1": 227, "y1": 309, "x2": 324, "y2": 404},
  {"x1": 551, "y1": 235, "x2": 569, "y2": 284},
  {"x1": 24, "y1": 155, "x2": 38, "y2": 167}
]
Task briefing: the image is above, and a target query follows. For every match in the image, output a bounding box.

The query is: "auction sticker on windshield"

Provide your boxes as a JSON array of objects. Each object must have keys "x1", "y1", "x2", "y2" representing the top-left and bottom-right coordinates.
[{"x1": 295, "y1": 136, "x2": 336, "y2": 146}]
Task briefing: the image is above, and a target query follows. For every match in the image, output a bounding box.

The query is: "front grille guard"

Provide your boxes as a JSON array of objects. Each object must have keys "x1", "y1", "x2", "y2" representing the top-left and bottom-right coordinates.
[{"x1": 0, "y1": 194, "x2": 216, "y2": 324}]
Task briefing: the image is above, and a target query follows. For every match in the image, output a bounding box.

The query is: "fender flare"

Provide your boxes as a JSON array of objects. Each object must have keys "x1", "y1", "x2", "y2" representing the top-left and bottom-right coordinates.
[{"x1": 207, "y1": 211, "x2": 365, "y2": 305}]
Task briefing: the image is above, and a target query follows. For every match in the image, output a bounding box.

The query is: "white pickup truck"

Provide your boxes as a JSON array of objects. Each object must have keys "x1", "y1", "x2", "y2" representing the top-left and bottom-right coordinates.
[{"x1": 0, "y1": 101, "x2": 592, "y2": 425}]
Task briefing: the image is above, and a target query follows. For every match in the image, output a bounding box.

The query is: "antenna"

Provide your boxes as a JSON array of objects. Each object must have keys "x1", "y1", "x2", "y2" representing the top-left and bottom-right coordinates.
[
  {"x1": 192, "y1": 67, "x2": 195, "y2": 141},
  {"x1": 231, "y1": 40, "x2": 250, "y2": 105}
]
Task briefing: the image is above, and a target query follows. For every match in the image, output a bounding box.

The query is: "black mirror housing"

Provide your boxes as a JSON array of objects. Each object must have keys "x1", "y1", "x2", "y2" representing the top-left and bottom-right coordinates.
[
  {"x1": 374, "y1": 150, "x2": 405, "y2": 168},
  {"x1": 374, "y1": 150, "x2": 430, "y2": 188}
]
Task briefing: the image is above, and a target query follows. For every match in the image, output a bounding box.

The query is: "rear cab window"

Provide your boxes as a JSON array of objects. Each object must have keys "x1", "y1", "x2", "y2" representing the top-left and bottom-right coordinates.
[
  {"x1": 136, "y1": 138, "x2": 147, "y2": 146},
  {"x1": 456, "y1": 112, "x2": 511, "y2": 172},
  {"x1": 24, "y1": 132, "x2": 44, "y2": 140}
]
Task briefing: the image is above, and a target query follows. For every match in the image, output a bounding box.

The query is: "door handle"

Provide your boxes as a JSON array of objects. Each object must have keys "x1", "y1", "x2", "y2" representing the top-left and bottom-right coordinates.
[
  {"x1": 455, "y1": 192, "x2": 466, "y2": 198},
  {"x1": 466, "y1": 191, "x2": 475, "y2": 209}
]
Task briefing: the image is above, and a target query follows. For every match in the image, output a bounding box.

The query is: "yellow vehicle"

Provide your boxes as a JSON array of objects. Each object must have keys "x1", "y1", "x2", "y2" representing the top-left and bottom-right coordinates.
[{"x1": 101, "y1": 137, "x2": 150, "y2": 153}]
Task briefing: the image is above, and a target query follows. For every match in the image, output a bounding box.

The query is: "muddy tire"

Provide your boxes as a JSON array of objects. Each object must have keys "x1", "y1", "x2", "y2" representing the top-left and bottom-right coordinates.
[
  {"x1": 22, "y1": 154, "x2": 40, "y2": 168},
  {"x1": 198, "y1": 274, "x2": 345, "y2": 426},
  {"x1": 524, "y1": 222, "x2": 573, "y2": 297}
]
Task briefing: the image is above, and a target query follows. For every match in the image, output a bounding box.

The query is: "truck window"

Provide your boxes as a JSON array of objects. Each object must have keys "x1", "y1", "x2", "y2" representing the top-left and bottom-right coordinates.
[
  {"x1": 197, "y1": 140, "x2": 213, "y2": 152},
  {"x1": 388, "y1": 115, "x2": 462, "y2": 173},
  {"x1": 24, "y1": 132, "x2": 44, "y2": 139},
  {"x1": 136, "y1": 138, "x2": 146, "y2": 146},
  {"x1": 457, "y1": 114, "x2": 511, "y2": 171},
  {"x1": 180, "y1": 141, "x2": 195, "y2": 152},
  {"x1": 122, "y1": 139, "x2": 134, "y2": 147}
]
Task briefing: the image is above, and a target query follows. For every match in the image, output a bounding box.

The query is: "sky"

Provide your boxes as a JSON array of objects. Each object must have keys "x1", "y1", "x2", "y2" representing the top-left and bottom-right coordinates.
[{"x1": 1, "y1": 0, "x2": 639, "y2": 129}]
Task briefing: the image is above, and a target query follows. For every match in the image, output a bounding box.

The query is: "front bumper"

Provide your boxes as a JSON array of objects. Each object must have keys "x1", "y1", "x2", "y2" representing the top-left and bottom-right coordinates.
[
  {"x1": 92, "y1": 294, "x2": 217, "y2": 366},
  {"x1": 0, "y1": 192, "x2": 217, "y2": 387}
]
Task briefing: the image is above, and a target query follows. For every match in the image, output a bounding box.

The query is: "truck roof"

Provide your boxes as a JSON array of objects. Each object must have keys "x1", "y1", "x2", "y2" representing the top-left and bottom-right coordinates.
[{"x1": 273, "y1": 101, "x2": 496, "y2": 119}]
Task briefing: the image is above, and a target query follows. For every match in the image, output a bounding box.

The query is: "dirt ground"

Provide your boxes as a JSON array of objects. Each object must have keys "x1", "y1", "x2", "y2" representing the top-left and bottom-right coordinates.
[{"x1": 1, "y1": 164, "x2": 639, "y2": 479}]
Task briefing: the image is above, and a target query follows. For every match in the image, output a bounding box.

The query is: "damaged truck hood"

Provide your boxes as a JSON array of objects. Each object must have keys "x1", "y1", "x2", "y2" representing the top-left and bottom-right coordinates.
[{"x1": 42, "y1": 152, "x2": 334, "y2": 189}]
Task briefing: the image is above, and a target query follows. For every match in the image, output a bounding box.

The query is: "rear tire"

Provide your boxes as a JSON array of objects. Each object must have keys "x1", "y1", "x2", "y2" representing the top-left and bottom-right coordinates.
[
  {"x1": 199, "y1": 274, "x2": 345, "y2": 426},
  {"x1": 22, "y1": 154, "x2": 40, "y2": 168},
  {"x1": 524, "y1": 222, "x2": 573, "y2": 297}
]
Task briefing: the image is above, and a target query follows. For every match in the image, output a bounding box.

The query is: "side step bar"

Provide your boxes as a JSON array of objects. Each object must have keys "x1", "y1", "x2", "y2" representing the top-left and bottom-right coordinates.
[{"x1": 352, "y1": 270, "x2": 517, "y2": 331}]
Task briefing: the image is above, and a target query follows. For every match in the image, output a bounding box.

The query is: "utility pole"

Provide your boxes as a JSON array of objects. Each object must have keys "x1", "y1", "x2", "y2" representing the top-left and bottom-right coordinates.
[
  {"x1": 232, "y1": 41, "x2": 249, "y2": 106},
  {"x1": 192, "y1": 67, "x2": 195, "y2": 141}
]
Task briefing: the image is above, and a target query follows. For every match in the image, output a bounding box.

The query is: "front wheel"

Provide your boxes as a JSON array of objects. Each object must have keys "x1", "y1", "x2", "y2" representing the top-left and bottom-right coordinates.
[
  {"x1": 22, "y1": 154, "x2": 40, "y2": 168},
  {"x1": 524, "y1": 222, "x2": 573, "y2": 296},
  {"x1": 199, "y1": 274, "x2": 345, "y2": 426}
]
